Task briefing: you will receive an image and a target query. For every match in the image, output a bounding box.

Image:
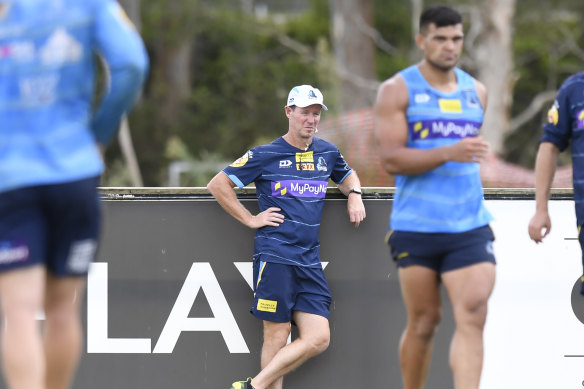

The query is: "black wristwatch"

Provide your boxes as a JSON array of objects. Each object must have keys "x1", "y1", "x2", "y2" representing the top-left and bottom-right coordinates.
[{"x1": 348, "y1": 187, "x2": 362, "y2": 196}]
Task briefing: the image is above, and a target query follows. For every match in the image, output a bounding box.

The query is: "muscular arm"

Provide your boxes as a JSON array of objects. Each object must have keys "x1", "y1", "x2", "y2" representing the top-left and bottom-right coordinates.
[
  {"x1": 207, "y1": 172, "x2": 284, "y2": 229},
  {"x1": 337, "y1": 171, "x2": 366, "y2": 228},
  {"x1": 528, "y1": 142, "x2": 560, "y2": 242},
  {"x1": 374, "y1": 75, "x2": 489, "y2": 176}
]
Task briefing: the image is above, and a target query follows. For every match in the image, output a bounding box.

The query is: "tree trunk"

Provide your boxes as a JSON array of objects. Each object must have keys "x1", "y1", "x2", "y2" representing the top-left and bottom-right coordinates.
[
  {"x1": 409, "y1": 0, "x2": 423, "y2": 62},
  {"x1": 476, "y1": 0, "x2": 516, "y2": 155},
  {"x1": 328, "y1": 0, "x2": 377, "y2": 111},
  {"x1": 115, "y1": 0, "x2": 144, "y2": 187}
]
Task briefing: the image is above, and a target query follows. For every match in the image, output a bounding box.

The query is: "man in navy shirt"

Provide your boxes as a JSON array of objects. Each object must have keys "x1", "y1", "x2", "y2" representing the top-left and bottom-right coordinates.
[
  {"x1": 208, "y1": 85, "x2": 366, "y2": 389},
  {"x1": 529, "y1": 71, "x2": 584, "y2": 294}
]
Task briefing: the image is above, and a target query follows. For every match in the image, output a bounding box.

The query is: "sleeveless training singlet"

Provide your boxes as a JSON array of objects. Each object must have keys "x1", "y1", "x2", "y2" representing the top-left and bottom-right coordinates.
[{"x1": 389, "y1": 65, "x2": 493, "y2": 233}]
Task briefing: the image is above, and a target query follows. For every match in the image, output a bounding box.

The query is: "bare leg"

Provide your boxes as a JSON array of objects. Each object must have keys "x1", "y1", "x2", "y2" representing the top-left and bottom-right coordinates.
[
  {"x1": 251, "y1": 312, "x2": 329, "y2": 389},
  {"x1": 398, "y1": 266, "x2": 442, "y2": 389},
  {"x1": 43, "y1": 274, "x2": 86, "y2": 389},
  {"x1": 259, "y1": 321, "x2": 290, "y2": 389},
  {"x1": 442, "y1": 262, "x2": 496, "y2": 389},
  {"x1": 0, "y1": 265, "x2": 46, "y2": 389}
]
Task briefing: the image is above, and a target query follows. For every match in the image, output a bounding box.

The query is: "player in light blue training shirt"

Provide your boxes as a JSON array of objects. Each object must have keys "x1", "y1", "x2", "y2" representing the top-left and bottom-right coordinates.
[
  {"x1": 375, "y1": 5, "x2": 495, "y2": 389},
  {"x1": 0, "y1": 0, "x2": 147, "y2": 387}
]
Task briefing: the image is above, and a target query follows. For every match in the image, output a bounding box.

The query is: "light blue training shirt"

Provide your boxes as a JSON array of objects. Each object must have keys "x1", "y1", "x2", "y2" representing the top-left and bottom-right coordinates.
[
  {"x1": 0, "y1": 0, "x2": 148, "y2": 193},
  {"x1": 389, "y1": 65, "x2": 493, "y2": 233}
]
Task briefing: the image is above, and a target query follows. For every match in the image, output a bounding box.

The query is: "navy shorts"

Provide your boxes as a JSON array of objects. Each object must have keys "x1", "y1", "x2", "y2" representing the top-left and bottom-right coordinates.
[
  {"x1": 251, "y1": 258, "x2": 332, "y2": 323},
  {"x1": 0, "y1": 177, "x2": 101, "y2": 276},
  {"x1": 387, "y1": 225, "x2": 496, "y2": 273}
]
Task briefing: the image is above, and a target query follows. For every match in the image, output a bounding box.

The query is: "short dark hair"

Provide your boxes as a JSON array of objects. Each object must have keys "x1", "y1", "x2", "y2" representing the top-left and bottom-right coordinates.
[{"x1": 419, "y1": 5, "x2": 462, "y2": 33}]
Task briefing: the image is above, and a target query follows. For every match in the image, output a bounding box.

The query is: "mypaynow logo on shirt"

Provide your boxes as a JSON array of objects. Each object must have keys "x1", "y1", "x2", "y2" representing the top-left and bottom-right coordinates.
[
  {"x1": 272, "y1": 180, "x2": 328, "y2": 198},
  {"x1": 411, "y1": 119, "x2": 481, "y2": 140}
]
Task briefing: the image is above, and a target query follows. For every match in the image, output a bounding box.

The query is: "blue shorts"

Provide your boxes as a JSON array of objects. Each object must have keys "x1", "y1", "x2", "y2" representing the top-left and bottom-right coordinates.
[
  {"x1": 0, "y1": 177, "x2": 101, "y2": 276},
  {"x1": 387, "y1": 225, "x2": 496, "y2": 273},
  {"x1": 251, "y1": 258, "x2": 331, "y2": 322}
]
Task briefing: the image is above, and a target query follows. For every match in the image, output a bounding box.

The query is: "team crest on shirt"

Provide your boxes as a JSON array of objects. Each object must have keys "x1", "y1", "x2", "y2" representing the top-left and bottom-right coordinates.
[
  {"x1": 463, "y1": 90, "x2": 480, "y2": 109},
  {"x1": 317, "y1": 156, "x2": 327, "y2": 171},
  {"x1": 230, "y1": 150, "x2": 253, "y2": 167},
  {"x1": 547, "y1": 101, "x2": 559, "y2": 125},
  {"x1": 577, "y1": 109, "x2": 584, "y2": 130}
]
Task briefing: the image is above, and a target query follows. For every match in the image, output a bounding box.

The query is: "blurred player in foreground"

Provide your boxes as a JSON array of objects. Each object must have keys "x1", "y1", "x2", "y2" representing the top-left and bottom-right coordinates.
[{"x1": 0, "y1": 1, "x2": 148, "y2": 387}]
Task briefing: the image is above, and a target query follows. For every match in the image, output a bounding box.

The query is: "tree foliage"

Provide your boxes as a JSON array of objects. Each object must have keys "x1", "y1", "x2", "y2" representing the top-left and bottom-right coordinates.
[
  {"x1": 505, "y1": 0, "x2": 584, "y2": 167},
  {"x1": 106, "y1": 0, "x2": 584, "y2": 186},
  {"x1": 111, "y1": 0, "x2": 332, "y2": 186}
]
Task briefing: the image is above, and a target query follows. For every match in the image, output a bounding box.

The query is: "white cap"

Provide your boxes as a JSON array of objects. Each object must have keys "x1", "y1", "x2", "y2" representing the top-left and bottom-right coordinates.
[{"x1": 286, "y1": 85, "x2": 328, "y2": 111}]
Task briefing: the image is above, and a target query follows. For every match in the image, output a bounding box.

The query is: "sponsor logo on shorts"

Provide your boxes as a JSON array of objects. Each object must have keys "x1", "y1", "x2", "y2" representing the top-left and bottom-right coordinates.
[
  {"x1": 271, "y1": 180, "x2": 327, "y2": 198},
  {"x1": 485, "y1": 241, "x2": 494, "y2": 256},
  {"x1": 411, "y1": 119, "x2": 481, "y2": 140},
  {"x1": 0, "y1": 242, "x2": 29, "y2": 264},
  {"x1": 67, "y1": 239, "x2": 97, "y2": 273},
  {"x1": 396, "y1": 252, "x2": 409, "y2": 260},
  {"x1": 257, "y1": 298, "x2": 277, "y2": 313}
]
